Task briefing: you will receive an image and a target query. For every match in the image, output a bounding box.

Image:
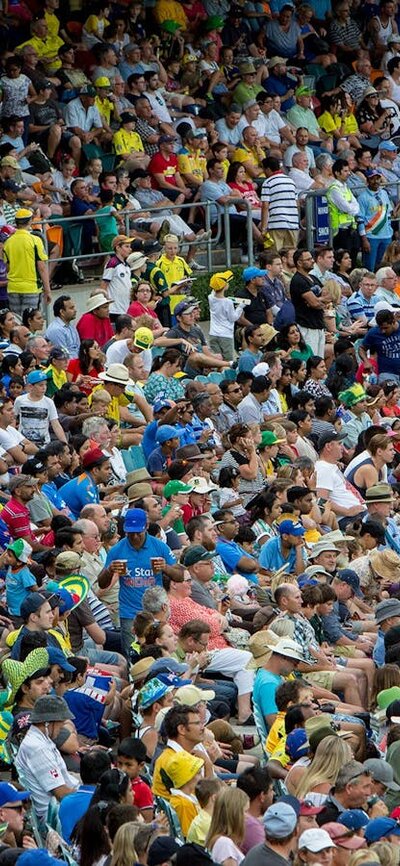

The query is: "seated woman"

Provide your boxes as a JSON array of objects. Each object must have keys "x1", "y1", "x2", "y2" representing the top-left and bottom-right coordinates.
[
  {"x1": 318, "y1": 93, "x2": 360, "y2": 151},
  {"x1": 1, "y1": 354, "x2": 24, "y2": 394},
  {"x1": 127, "y1": 281, "x2": 163, "y2": 330},
  {"x1": 226, "y1": 162, "x2": 262, "y2": 222},
  {"x1": 143, "y1": 348, "x2": 186, "y2": 405},
  {"x1": 66, "y1": 339, "x2": 105, "y2": 395},
  {"x1": 356, "y1": 87, "x2": 391, "y2": 149},
  {"x1": 277, "y1": 323, "x2": 313, "y2": 363}
]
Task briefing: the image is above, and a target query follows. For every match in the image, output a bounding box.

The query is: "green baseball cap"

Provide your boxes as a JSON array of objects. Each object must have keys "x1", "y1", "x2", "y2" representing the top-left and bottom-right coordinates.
[
  {"x1": 295, "y1": 85, "x2": 314, "y2": 97},
  {"x1": 163, "y1": 480, "x2": 192, "y2": 499},
  {"x1": 181, "y1": 545, "x2": 217, "y2": 567}
]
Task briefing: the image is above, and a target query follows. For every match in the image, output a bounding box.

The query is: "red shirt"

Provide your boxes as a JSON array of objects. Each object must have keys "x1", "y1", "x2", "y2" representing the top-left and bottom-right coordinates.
[
  {"x1": 66, "y1": 358, "x2": 104, "y2": 394},
  {"x1": 131, "y1": 776, "x2": 154, "y2": 811},
  {"x1": 76, "y1": 313, "x2": 114, "y2": 348},
  {"x1": 1, "y1": 497, "x2": 35, "y2": 542},
  {"x1": 149, "y1": 152, "x2": 179, "y2": 189}
]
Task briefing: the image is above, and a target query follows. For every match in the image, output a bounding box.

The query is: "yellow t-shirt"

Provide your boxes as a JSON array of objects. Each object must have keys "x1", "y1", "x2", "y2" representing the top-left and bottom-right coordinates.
[
  {"x1": 232, "y1": 144, "x2": 265, "y2": 179},
  {"x1": 266, "y1": 711, "x2": 285, "y2": 754},
  {"x1": 152, "y1": 747, "x2": 177, "y2": 799},
  {"x1": 154, "y1": 0, "x2": 187, "y2": 26},
  {"x1": 177, "y1": 149, "x2": 206, "y2": 181},
  {"x1": 156, "y1": 253, "x2": 192, "y2": 287},
  {"x1": 343, "y1": 113, "x2": 359, "y2": 134},
  {"x1": 221, "y1": 158, "x2": 230, "y2": 180},
  {"x1": 169, "y1": 792, "x2": 199, "y2": 838},
  {"x1": 187, "y1": 809, "x2": 211, "y2": 845},
  {"x1": 113, "y1": 128, "x2": 144, "y2": 156},
  {"x1": 84, "y1": 14, "x2": 107, "y2": 35},
  {"x1": 3, "y1": 228, "x2": 48, "y2": 295},
  {"x1": 17, "y1": 34, "x2": 63, "y2": 70},
  {"x1": 318, "y1": 111, "x2": 341, "y2": 134},
  {"x1": 44, "y1": 9, "x2": 60, "y2": 38},
  {"x1": 95, "y1": 95, "x2": 113, "y2": 125}
]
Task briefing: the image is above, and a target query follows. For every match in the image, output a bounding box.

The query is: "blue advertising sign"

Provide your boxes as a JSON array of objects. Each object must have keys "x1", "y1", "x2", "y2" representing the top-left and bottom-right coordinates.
[{"x1": 314, "y1": 194, "x2": 330, "y2": 244}]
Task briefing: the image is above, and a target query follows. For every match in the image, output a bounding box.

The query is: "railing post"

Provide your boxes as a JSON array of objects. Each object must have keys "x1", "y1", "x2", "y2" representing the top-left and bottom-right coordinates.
[
  {"x1": 223, "y1": 205, "x2": 232, "y2": 268},
  {"x1": 305, "y1": 191, "x2": 315, "y2": 250},
  {"x1": 246, "y1": 200, "x2": 254, "y2": 266},
  {"x1": 205, "y1": 202, "x2": 212, "y2": 273}
]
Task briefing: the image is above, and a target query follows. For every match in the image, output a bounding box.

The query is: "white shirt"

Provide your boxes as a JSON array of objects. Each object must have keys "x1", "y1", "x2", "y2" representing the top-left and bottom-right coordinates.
[
  {"x1": 315, "y1": 458, "x2": 364, "y2": 510},
  {"x1": 284, "y1": 144, "x2": 316, "y2": 169},
  {"x1": 146, "y1": 89, "x2": 172, "y2": 124},
  {"x1": 105, "y1": 340, "x2": 152, "y2": 372},
  {"x1": 14, "y1": 394, "x2": 58, "y2": 446},
  {"x1": 208, "y1": 293, "x2": 244, "y2": 338},
  {"x1": 253, "y1": 109, "x2": 286, "y2": 143},
  {"x1": 101, "y1": 257, "x2": 132, "y2": 316},
  {"x1": 15, "y1": 726, "x2": 78, "y2": 818},
  {"x1": 288, "y1": 166, "x2": 314, "y2": 193}
]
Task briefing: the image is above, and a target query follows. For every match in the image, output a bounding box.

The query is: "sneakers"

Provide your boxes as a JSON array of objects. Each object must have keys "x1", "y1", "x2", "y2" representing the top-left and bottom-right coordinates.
[
  {"x1": 157, "y1": 219, "x2": 170, "y2": 244},
  {"x1": 190, "y1": 259, "x2": 206, "y2": 270}
]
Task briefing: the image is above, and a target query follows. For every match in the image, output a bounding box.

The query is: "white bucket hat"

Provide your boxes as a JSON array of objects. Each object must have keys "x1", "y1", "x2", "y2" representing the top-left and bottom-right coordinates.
[
  {"x1": 87, "y1": 293, "x2": 111, "y2": 313},
  {"x1": 99, "y1": 363, "x2": 134, "y2": 387}
]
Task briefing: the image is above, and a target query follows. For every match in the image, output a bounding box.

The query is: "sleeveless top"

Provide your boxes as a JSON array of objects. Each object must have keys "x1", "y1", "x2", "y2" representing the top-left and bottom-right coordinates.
[
  {"x1": 344, "y1": 456, "x2": 383, "y2": 497},
  {"x1": 372, "y1": 15, "x2": 394, "y2": 45}
]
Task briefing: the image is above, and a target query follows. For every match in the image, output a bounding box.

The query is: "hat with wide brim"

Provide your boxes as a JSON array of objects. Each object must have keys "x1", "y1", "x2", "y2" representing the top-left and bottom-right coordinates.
[
  {"x1": 30, "y1": 695, "x2": 74, "y2": 724},
  {"x1": 87, "y1": 294, "x2": 111, "y2": 313},
  {"x1": 3, "y1": 648, "x2": 50, "y2": 704},
  {"x1": 130, "y1": 656, "x2": 155, "y2": 682},
  {"x1": 370, "y1": 549, "x2": 400, "y2": 579},
  {"x1": 51, "y1": 575, "x2": 90, "y2": 610},
  {"x1": 99, "y1": 363, "x2": 134, "y2": 388}
]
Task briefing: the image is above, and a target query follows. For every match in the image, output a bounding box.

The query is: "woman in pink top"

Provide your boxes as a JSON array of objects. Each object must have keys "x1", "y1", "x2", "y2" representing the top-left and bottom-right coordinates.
[
  {"x1": 166, "y1": 572, "x2": 228, "y2": 650},
  {"x1": 127, "y1": 281, "x2": 160, "y2": 321}
]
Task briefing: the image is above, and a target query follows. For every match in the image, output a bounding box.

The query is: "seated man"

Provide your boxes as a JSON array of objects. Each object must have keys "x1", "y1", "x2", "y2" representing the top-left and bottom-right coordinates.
[{"x1": 165, "y1": 301, "x2": 233, "y2": 377}]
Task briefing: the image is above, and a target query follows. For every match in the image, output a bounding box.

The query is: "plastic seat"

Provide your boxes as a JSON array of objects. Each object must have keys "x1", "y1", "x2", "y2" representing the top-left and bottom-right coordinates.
[
  {"x1": 154, "y1": 796, "x2": 184, "y2": 842},
  {"x1": 194, "y1": 375, "x2": 208, "y2": 383},
  {"x1": 121, "y1": 445, "x2": 146, "y2": 472},
  {"x1": 222, "y1": 368, "x2": 237, "y2": 381},
  {"x1": 208, "y1": 372, "x2": 223, "y2": 384}
]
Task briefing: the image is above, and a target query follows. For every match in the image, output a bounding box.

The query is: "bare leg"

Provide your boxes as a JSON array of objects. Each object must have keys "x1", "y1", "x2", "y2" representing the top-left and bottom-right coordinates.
[
  {"x1": 47, "y1": 123, "x2": 62, "y2": 159},
  {"x1": 332, "y1": 670, "x2": 366, "y2": 709}
]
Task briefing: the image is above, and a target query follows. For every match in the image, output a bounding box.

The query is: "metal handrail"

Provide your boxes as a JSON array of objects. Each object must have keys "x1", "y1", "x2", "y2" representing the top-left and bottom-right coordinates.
[{"x1": 304, "y1": 179, "x2": 400, "y2": 249}]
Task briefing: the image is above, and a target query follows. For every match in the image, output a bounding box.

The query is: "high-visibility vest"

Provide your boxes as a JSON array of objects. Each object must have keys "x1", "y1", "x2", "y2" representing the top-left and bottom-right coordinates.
[{"x1": 326, "y1": 181, "x2": 357, "y2": 234}]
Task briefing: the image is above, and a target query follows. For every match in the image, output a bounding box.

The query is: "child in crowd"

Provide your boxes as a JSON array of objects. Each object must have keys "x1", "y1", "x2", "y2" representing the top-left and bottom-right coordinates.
[
  {"x1": 217, "y1": 466, "x2": 246, "y2": 519},
  {"x1": 208, "y1": 271, "x2": 246, "y2": 361},
  {"x1": 84, "y1": 158, "x2": 103, "y2": 200},
  {"x1": 168, "y1": 752, "x2": 204, "y2": 837},
  {"x1": 116, "y1": 737, "x2": 154, "y2": 819},
  {"x1": 187, "y1": 779, "x2": 223, "y2": 845},
  {"x1": 4, "y1": 539, "x2": 37, "y2": 616}
]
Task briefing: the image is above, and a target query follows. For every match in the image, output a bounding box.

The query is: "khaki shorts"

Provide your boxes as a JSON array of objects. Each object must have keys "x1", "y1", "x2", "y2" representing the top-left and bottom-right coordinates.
[{"x1": 304, "y1": 670, "x2": 336, "y2": 690}]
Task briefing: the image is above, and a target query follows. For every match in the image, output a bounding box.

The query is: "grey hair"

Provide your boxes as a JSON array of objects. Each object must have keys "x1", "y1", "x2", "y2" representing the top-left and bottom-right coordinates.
[
  {"x1": 315, "y1": 153, "x2": 333, "y2": 170},
  {"x1": 339, "y1": 148, "x2": 355, "y2": 161},
  {"x1": 142, "y1": 586, "x2": 169, "y2": 614},
  {"x1": 82, "y1": 416, "x2": 109, "y2": 438},
  {"x1": 335, "y1": 760, "x2": 370, "y2": 791},
  {"x1": 376, "y1": 266, "x2": 394, "y2": 282},
  {"x1": 74, "y1": 518, "x2": 97, "y2": 534}
]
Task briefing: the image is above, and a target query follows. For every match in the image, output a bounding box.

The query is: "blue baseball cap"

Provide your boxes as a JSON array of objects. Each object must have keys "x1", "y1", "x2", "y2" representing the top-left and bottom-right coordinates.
[
  {"x1": 298, "y1": 574, "x2": 318, "y2": 588},
  {"x1": 243, "y1": 267, "x2": 266, "y2": 282},
  {"x1": 155, "y1": 425, "x2": 185, "y2": 444},
  {"x1": 286, "y1": 729, "x2": 309, "y2": 761},
  {"x1": 153, "y1": 399, "x2": 172, "y2": 413},
  {"x1": 338, "y1": 810, "x2": 369, "y2": 832},
  {"x1": 0, "y1": 782, "x2": 30, "y2": 807},
  {"x1": 278, "y1": 519, "x2": 305, "y2": 537},
  {"x1": 123, "y1": 507, "x2": 147, "y2": 533},
  {"x1": 365, "y1": 817, "x2": 400, "y2": 843},
  {"x1": 47, "y1": 647, "x2": 75, "y2": 672},
  {"x1": 378, "y1": 140, "x2": 397, "y2": 151},
  {"x1": 336, "y1": 568, "x2": 363, "y2": 598},
  {"x1": 263, "y1": 803, "x2": 298, "y2": 837},
  {"x1": 27, "y1": 369, "x2": 47, "y2": 385}
]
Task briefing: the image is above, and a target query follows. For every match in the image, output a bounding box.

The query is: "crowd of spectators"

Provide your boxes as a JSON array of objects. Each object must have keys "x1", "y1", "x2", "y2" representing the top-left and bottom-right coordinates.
[{"x1": 2, "y1": 3, "x2": 400, "y2": 866}]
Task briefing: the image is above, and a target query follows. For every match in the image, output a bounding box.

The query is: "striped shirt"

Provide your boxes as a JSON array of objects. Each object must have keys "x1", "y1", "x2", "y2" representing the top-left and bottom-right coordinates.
[
  {"x1": 261, "y1": 172, "x2": 299, "y2": 230},
  {"x1": 346, "y1": 289, "x2": 380, "y2": 322}
]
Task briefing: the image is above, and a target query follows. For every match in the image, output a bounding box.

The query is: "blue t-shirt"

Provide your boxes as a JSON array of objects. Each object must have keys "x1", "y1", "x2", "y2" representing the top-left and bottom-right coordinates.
[
  {"x1": 42, "y1": 480, "x2": 73, "y2": 518},
  {"x1": 6, "y1": 565, "x2": 36, "y2": 615},
  {"x1": 64, "y1": 689, "x2": 104, "y2": 740},
  {"x1": 259, "y1": 536, "x2": 302, "y2": 573},
  {"x1": 147, "y1": 446, "x2": 167, "y2": 475},
  {"x1": 142, "y1": 420, "x2": 158, "y2": 460},
  {"x1": 59, "y1": 473, "x2": 99, "y2": 519},
  {"x1": 253, "y1": 669, "x2": 283, "y2": 723},
  {"x1": 105, "y1": 533, "x2": 175, "y2": 618},
  {"x1": 59, "y1": 785, "x2": 96, "y2": 843},
  {"x1": 238, "y1": 349, "x2": 262, "y2": 373},
  {"x1": 215, "y1": 539, "x2": 257, "y2": 583},
  {"x1": 361, "y1": 324, "x2": 400, "y2": 377}
]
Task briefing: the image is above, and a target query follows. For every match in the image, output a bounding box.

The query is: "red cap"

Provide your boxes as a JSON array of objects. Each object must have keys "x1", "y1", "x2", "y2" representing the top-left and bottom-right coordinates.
[
  {"x1": 300, "y1": 800, "x2": 323, "y2": 816},
  {"x1": 82, "y1": 447, "x2": 109, "y2": 470}
]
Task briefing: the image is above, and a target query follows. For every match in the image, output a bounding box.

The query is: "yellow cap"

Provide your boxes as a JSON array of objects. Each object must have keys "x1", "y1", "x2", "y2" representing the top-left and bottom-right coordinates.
[
  {"x1": 15, "y1": 208, "x2": 33, "y2": 220},
  {"x1": 167, "y1": 752, "x2": 204, "y2": 788},
  {"x1": 133, "y1": 326, "x2": 154, "y2": 350},
  {"x1": 209, "y1": 270, "x2": 234, "y2": 291},
  {"x1": 94, "y1": 76, "x2": 111, "y2": 88}
]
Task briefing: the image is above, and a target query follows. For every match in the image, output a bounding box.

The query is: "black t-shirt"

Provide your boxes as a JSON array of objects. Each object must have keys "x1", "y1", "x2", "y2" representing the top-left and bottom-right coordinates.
[
  {"x1": 290, "y1": 272, "x2": 324, "y2": 330},
  {"x1": 236, "y1": 287, "x2": 269, "y2": 326},
  {"x1": 29, "y1": 98, "x2": 61, "y2": 128}
]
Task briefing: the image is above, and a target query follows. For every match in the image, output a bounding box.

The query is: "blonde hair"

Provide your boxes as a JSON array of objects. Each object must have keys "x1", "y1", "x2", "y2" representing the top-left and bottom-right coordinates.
[
  {"x1": 270, "y1": 573, "x2": 298, "y2": 602},
  {"x1": 349, "y1": 853, "x2": 380, "y2": 866},
  {"x1": 110, "y1": 823, "x2": 138, "y2": 866},
  {"x1": 323, "y1": 279, "x2": 342, "y2": 306},
  {"x1": 206, "y1": 788, "x2": 249, "y2": 849},
  {"x1": 295, "y1": 736, "x2": 352, "y2": 799},
  {"x1": 91, "y1": 388, "x2": 112, "y2": 405},
  {"x1": 370, "y1": 842, "x2": 400, "y2": 866}
]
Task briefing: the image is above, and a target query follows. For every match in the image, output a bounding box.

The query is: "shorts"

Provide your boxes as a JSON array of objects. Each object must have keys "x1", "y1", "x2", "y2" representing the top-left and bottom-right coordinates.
[{"x1": 304, "y1": 670, "x2": 336, "y2": 690}]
